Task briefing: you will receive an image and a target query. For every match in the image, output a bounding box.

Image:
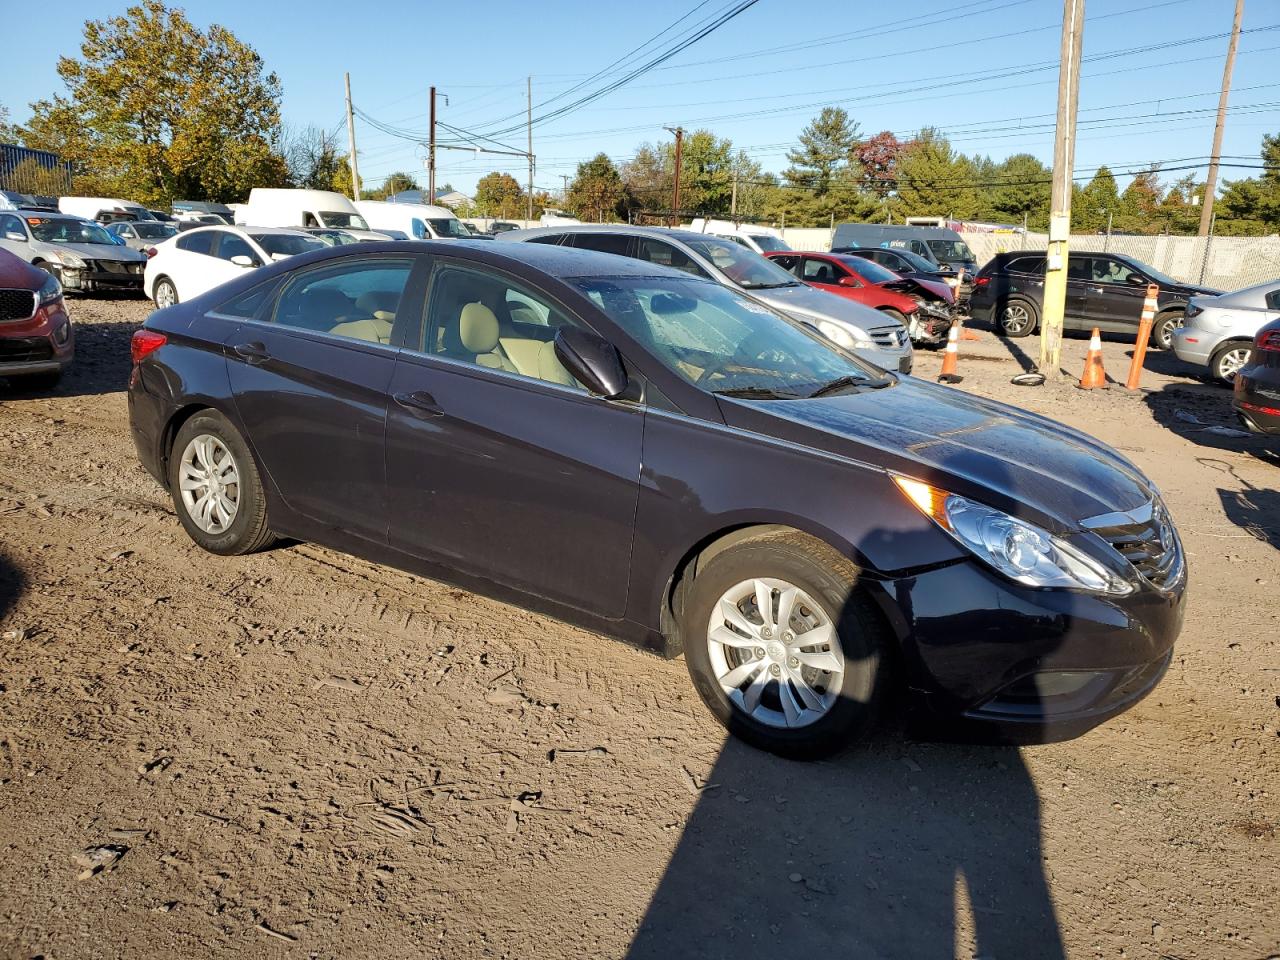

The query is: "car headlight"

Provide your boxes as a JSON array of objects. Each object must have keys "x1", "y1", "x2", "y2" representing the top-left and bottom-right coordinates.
[
  {"x1": 893, "y1": 476, "x2": 1133, "y2": 595},
  {"x1": 37, "y1": 271, "x2": 62, "y2": 306},
  {"x1": 54, "y1": 250, "x2": 86, "y2": 269},
  {"x1": 816, "y1": 319, "x2": 874, "y2": 350}
]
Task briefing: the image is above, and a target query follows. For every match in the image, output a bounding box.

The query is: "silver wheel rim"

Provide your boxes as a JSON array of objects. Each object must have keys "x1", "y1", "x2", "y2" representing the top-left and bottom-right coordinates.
[
  {"x1": 1158, "y1": 316, "x2": 1181, "y2": 348},
  {"x1": 178, "y1": 434, "x2": 240, "y2": 534},
  {"x1": 1001, "y1": 303, "x2": 1031, "y2": 333},
  {"x1": 155, "y1": 282, "x2": 175, "y2": 308},
  {"x1": 1217, "y1": 346, "x2": 1251, "y2": 381},
  {"x1": 706, "y1": 578, "x2": 845, "y2": 729}
]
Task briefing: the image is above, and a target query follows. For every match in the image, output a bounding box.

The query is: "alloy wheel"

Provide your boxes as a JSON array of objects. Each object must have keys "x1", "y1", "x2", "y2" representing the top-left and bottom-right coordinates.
[
  {"x1": 1001, "y1": 302, "x2": 1032, "y2": 335},
  {"x1": 155, "y1": 281, "x2": 176, "y2": 309},
  {"x1": 705, "y1": 577, "x2": 845, "y2": 729},
  {"x1": 177, "y1": 434, "x2": 240, "y2": 534},
  {"x1": 1216, "y1": 345, "x2": 1252, "y2": 382}
]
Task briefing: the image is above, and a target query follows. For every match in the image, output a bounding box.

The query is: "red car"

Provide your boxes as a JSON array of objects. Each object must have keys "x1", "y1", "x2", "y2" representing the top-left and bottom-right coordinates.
[
  {"x1": 766, "y1": 250, "x2": 955, "y2": 344},
  {"x1": 0, "y1": 248, "x2": 73, "y2": 390}
]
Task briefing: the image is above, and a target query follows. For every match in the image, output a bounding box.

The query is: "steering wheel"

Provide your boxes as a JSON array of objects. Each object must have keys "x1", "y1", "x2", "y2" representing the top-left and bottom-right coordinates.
[{"x1": 693, "y1": 332, "x2": 786, "y2": 387}]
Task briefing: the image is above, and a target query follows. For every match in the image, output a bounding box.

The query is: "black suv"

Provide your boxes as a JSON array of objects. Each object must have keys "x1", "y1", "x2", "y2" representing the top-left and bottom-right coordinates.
[{"x1": 970, "y1": 251, "x2": 1220, "y2": 349}]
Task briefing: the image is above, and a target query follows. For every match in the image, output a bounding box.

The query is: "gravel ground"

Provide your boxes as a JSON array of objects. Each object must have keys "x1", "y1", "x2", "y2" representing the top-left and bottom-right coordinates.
[{"x1": 0, "y1": 296, "x2": 1276, "y2": 960}]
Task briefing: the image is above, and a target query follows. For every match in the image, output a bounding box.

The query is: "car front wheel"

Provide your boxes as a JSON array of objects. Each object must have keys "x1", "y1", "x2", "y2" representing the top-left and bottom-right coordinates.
[
  {"x1": 1153, "y1": 311, "x2": 1183, "y2": 350},
  {"x1": 168, "y1": 410, "x2": 275, "y2": 555},
  {"x1": 681, "y1": 532, "x2": 887, "y2": 759}
]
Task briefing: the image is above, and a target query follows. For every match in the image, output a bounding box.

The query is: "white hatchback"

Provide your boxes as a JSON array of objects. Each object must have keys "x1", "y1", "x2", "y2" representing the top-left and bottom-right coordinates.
[{"x1": 144, "y1": 226, "x2": 325, "y2": 307}]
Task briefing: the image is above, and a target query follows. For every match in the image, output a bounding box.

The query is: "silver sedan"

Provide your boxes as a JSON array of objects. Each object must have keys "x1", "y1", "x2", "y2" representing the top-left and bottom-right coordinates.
[{"x1": 1172, "y1": 278, "x2": 1280, "y2": 383}]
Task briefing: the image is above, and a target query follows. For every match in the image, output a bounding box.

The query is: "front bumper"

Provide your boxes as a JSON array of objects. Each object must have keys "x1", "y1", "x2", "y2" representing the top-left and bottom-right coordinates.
[
  {"x1": 0, "y1": 300, "x2": 74, "y2": 377},
  {"x1": 52, "y1": 260, "x2": 145, "y2": 293},
  {"x1": 872, "y1": 556, "x2": 1185, "y2": 744}
]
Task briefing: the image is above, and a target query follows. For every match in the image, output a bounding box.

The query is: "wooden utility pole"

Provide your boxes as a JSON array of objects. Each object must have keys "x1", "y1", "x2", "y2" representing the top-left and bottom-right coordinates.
[
  {"x1": 427, "y1": 86, "x2": 437, "y2": 207},
  {"x1": 527, "y1": 76, "x2": 534, "y2": 223},
  {"x1": 1199, "y1": 0, "x2": 1244, "y2": 236},
  {"x1": 730, "y1": 167, "x2": 739, "y2": 219},
  {"x1": 1039, "y1": 0, "x2": 1085, "y2": 380},
  {"x1": 664, "y1": 126, "x2": 684, "y2": 225},
  {"x1": 344, "y1": 72, "x2": 361, "y2": 201}
]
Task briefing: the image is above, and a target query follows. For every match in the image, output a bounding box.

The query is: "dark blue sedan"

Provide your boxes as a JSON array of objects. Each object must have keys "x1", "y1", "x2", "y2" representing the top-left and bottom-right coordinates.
[{"x1": 127, "y1": 240, "x2": 1186, "y2": 758}]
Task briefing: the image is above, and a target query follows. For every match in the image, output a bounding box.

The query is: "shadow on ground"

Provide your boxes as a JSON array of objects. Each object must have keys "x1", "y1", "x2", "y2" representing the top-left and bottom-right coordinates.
[
  {"x1": 0, "y1": 312, "x2": 141, "y2": 400},
  {"x1": 1143, "y1": 383, "x2": 1276, "y2": 462}
]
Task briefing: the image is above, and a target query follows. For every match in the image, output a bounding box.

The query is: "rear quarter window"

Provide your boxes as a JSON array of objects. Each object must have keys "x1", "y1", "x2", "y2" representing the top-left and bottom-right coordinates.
[
  {"x1": 176, "y1": 231, "x2": 216, "y2": 256},
  {"x1": 1006, "y1": 256, "x2": 1046, "y2": 276}
]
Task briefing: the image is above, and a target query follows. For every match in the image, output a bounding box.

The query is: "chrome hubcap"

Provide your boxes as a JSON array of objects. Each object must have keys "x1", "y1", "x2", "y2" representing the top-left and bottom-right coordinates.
[
  {"x1": 1218, "y1": 347, "x2": 1251, "y2": 380},
  {"x1": 706, "y1": 578, "x2": 845, "y2": 729},
  {"x1": 178, "y1": 434, "x2": 240, "y2": 534}
]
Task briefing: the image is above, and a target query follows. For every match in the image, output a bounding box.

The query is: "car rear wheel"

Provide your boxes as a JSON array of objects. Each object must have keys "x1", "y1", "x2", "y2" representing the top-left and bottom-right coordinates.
[
  {"x1": 168, "y1": 410, "x2": 275, "y2": 555},
  {"x1": 1153, "y1": 311, "x2": 1183, "y2": 350},
  {"x1": 154, "y1": 278, "x2": 178, "y2": 309},
  {"x1": 681, "y1": 532, "x2": 886, "y2": 759},
  {"x1": 1210, "y1": 341, "x2": 1252, "y2": 384},
  {"x1": 999, "y1": 298, "x2": 1037, "y2": 337}
]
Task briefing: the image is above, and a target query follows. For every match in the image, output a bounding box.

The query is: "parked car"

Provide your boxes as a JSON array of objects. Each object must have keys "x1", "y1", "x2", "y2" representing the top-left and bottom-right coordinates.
[
  {"x1": 499, "y1": 225, "x2": 913, "y2": 372},
  {"x1": 832, "y1": 223, "x2": 978, "y2": 276},
  {"x1": 764, "y1": 250, "x2": 953, "y2": 345},
  {"x1": 353, "y1": 200, "x2": 471, "y2": 240},
  {"x1": 0, "y1": 247, "x2": 73, "y2": 389},
  {"x1": 688, "y1": 217, "x2": 791, "y2": 254},
  {"x1": 58, "y1": 196, "x2": 156, "y2": 223},
  {"x1": 1233, "y1": 318, "x2": 1280, "y2": 435},
  {"x1": 1172, "y1": 278, "x2": 1280, "y2": 383},
  {"x1": 148, "y1": 210, "x2": 179, "y2": 223},
  {"x1": 127, "y1": 240, "x2": 1185, "y2": 757},
  {"x1": 305, "y1": 227, "x2": 390, "y2": 247},
  {"x1": 0, "y1": 210, "x2": 146, "y2": 294},
  {"x1": 459, "y1": 223, "x2": 493, "y2": 239},
  {"x1": 0, "y1": 190, "x2": 57, "y2": 212},
  {"x1": 107, "y1": 220, "x2": 178, "y2": 251},
  {"x1": 177, "y1": 213, "x2": 234, "y2": 228},
  {"x1": 489, "y1": 221, "x2": 520, "y2": 235},
  {"x1": 144, "y1": 225, "x2": 324, "y2": 307},
  {"x1": 836, "y1": 246, "x2": 970, "y2": 308},
  {"x1": 970, "y1": 251, "x2": 1221, "y2": 349},
  {"x1": 172, "y1": 200, "x2": 234, "y2": 223}
]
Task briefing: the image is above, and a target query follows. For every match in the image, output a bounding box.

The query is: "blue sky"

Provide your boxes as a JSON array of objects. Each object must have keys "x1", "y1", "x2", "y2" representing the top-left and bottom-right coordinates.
[{"x1": 5, "y1": 0, "x2": 1279, "y2": 198}]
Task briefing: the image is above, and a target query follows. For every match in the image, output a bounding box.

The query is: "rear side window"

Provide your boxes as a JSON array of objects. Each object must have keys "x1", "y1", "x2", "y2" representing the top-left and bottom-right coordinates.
[
  {"x1": 214, "y1": 279, "x2": 279, "y2": 320},
  {"x1": 635, "y1": 238, "x2": 709, "y2": 278},
  {"x1": 176, "y1": 231, "x2": 216, "y2": 256},
  {"x1": 1007, "y1": 256, "x2": 1046, "y2": 275},
  {"x1": 272, "y1": 259, "x2": 414, "y2": 343},
  {"x1": 527, "y1": 233, "x2": 565, "y2": 245},
  {"x1": 567, "y1": 233, "x2": 631, "y2": 256}
]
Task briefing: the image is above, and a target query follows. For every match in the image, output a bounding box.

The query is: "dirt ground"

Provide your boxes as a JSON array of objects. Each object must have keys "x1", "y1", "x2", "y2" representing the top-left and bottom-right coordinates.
[{"x1": 0, "y1": 297, "x2": 1276, "y2": 960}]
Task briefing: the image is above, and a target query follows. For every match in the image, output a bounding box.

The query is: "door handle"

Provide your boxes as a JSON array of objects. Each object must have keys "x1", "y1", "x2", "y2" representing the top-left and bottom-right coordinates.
[
  {"x1": 232, "y1": 342, "x2": 270, "y2": 364},
  {"x1": 394, "y1": 390, "x2": 444, "y2": 417}
]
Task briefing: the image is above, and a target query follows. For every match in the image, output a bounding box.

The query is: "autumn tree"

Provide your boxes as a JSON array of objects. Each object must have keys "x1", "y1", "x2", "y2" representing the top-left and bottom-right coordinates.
[
  {"x1": 20, "y1": 0, "x2": 288, "y2": 205},
  {"x1": 854, "y1": 131, "x2": 905, "y2": 199},
  {"x1": 0, "y1": 103, "x2": 16, "y2": 143},
  {"x1": 283, "y1": 125, "x2": 347, "y2": 192},
  {"x1": 1072, "y1": 166, "x2": 1119, "y2": 232},
  {"x1": 566, "y1": 153, "x2": 627, "y2": 222}
]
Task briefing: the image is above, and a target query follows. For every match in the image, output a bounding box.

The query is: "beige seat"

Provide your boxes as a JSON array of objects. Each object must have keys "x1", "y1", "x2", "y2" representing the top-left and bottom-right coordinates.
[
  {"x1": 329, "y1": 316, "x2": 393, "y2": 343},
  {"x1": 460, "y1": 302, "x2": 518, "y2": 373}
]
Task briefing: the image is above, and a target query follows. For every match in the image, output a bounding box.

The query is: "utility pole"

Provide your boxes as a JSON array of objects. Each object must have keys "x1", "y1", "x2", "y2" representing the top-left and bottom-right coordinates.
[
  {"x1": 1104, "y1": 208, "x2": 1113, "y2": 251},
  {"x1": 527, "y1": 76, "x2": 534, "y2": 223},
  {"x1": 1199, "y1": 0, "x2": 1244, "y2": 236},
  {"x1": 664, "y1": 126, "x2": 684, "y2": 225},
  {"x1": 428, "y1": 86, "x2": 437, "y2": 207},
  {"x1": 560, "y1": 174, "x2": 570, "y2": 202},
  {"x1": 344, "y1": 72, "x2": 361, "y2": 201},
  {"x1": 1039, "y1": 0, "x2": 1085, "y2": 380},
  {"x1": 730, "y1": 167, "x2": 739, "y2": 219}
]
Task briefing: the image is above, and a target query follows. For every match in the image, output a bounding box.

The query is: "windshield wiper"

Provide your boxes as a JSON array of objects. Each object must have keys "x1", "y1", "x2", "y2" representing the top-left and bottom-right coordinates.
[
  {"x1": 806, "y1": 375, "x2": 884, "y2": 398},
  {"x1": 743, "y1": 280, "x2": 801, "y2": 289},
  {"x1": 713, "y1": 387, "x2": 801, "y2": 400}
]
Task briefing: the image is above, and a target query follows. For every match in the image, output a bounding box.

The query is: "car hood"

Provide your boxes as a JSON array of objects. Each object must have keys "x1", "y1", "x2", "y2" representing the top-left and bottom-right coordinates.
[
  {"x1": 749, "y1": 282, "x2": 897, "y2": 331},
  {"x1": 44, "y1": 242, "x2": 145, "y2": 262},
  {"x1": 718, "y1": 376, "x2": 1153, "y2": 529}
]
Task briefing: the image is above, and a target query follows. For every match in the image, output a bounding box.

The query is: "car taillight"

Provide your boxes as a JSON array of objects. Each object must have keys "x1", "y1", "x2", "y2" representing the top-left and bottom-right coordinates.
[
  {"x1": 1256, "y1": 329, "x2": 1280, "y2": 351},
  {"x1": 145, "y1": 246, "x2": 158, "y2": 258},
  {"x1": 973, "y1": 276, "x2": 990, "y2": 287},
  {"x1": 131, "y1": 329, "x2": 167, "y2": 364}
]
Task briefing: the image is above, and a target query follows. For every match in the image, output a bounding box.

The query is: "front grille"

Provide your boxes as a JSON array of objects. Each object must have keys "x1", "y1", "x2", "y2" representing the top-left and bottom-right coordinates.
[
  {"x1": 1082, "y1": 500, "x2": 1182, "y2": 590},
  {"x1": 869, "y1": 324, "x2": 908, "y2": 349},
  {"x1": 95, "y1": 259, "x2": 138, "y2": 275},
  {"x1": 0, "y1": 337, "x2": 54, "y2": 363},
  {"x1": 0, "y1": 288, "x2": 37, "y2": 322}
]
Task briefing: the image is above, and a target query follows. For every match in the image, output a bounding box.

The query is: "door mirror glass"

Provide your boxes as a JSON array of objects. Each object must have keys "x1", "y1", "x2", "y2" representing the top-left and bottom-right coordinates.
[
  {"x1": 553, "y1": 327, "x2": 627, "y2": 398},
  {"x1": 1125, "y1": 272, "x2": 1146, "y2": 285},
  {"x1": 4, "y1": 231, "x2": 24, "y2": 242},
  {"x1": 230, "y1": 254, "x2": 256, "y2": 268}
]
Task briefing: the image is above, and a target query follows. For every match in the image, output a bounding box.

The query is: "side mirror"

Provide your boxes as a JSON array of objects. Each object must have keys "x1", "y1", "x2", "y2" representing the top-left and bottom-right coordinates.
[
  {"x1": 4, "y1": 231, "x2": 24, "y2": 242},
  {"x1": 553, "y1": 327, "x2": 628, "y2": 398},
  {"x1": 1125, "y1": 273, "x2": 1146, "y2": 285},
  {"x1": 230, "y1": 254, "x2": 256, "y2": 268},
  {"x1": 838, "y1": 275, "x2": 859, "y2": 288}
]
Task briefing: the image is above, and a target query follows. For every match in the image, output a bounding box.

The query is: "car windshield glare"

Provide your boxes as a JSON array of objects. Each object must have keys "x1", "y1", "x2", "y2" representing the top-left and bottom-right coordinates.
[
  {"x1": 927, "y1": 239, "x2": 974, "y2": 262},
  {"x1": 750, "y1": 234, "x2": 790, "y2": 252},
  {"x1": 892, "y1": 249, "x2": 940, "y2": 272},
  {"x1": 572, "y1": 276, "x2": 881, "y2": 398},
  {"x1": 134, "y1": 223, "x2": 177, "y2": 239},
  {"x1": 251, "y1": 233, "x2": 326, "y2": 257},
  {"x1": 318, "y1": 212, "x2": 369, "y2": 230},
  {"x1": 28, "y1": 218, "x2": 116, "y2": 245},
  {"x1": 682, "y1": 236, "x2": 800, "y2": 289},
  {"x1": 428, "y1": 218, "x2": 471, "y2": 238}
]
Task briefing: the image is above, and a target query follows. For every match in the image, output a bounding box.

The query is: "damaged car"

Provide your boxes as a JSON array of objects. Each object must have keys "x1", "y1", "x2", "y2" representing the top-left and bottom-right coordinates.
[{"x1": 0, "y1": 210, "x2": 146, "y2": 295}]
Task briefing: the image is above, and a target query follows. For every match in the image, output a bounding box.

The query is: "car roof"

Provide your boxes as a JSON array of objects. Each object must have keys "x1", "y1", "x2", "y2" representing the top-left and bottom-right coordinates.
[{"x1": 501, "y1": 224, "x2": 737, "y2": 246}]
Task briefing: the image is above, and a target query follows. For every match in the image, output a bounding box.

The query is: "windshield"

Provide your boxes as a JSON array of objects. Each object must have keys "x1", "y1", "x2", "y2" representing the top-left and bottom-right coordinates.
[
  {"x1": 1128, "y1": 260, "x2": 1180, "y2": 287},
  {"x1": 134, "y1": 222, "x2": 177, "y2": 239},
  {"x1": 318, "y1": 211, "x2": 369, "y2": 230},
  {"x1": 572, "y1": 275, "x2": 881, "y2": 398},
  {"x1": 925, "y1": 239, "x2": 974, "y2": 263},
  {"x1": 682, "y1": 236, "x2": 800, "y2": 290},
  {"x1": 750, "y1": 234, "x2": 790, "y2": 252},
  {"x1": 839, "y1": 255, "x2": 899, "y2": 284},
  {"x1": 892, "y1": 249, "x2": 942, "y2": 273},
  {"x1": 250, "y1": 233, "x2": 326, "y2": 257},
  {"x1": 428, "y1": 217, "x2": 471, "y2": 239},
  {"x1": 28, "y1": 217, "x2": 116, "y2": 245}
]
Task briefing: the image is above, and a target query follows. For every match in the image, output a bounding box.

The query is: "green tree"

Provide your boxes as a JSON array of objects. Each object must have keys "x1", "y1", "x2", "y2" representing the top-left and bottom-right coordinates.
[
  {"x1": 369, "y1": 171, "x2": 420, "y2": 200},
  {"x1": 1116, "y1": 167, "x2": 1162, "y2": 233},
  {"x1": 0, "y1": 103, "x2": 16, "y2": 143},
  {"x1": 1155, "y1": 174, "x2": 1203, "y2": 234},
  {"x1": 783, "y1": 107, "x2": 860, "y2": 196},
  {"x1": 566, "y1": 153, "x2": 627, "y2": 222},
  {"x1": 621, "y1": 143, "x2": 669, "y2": 216},
  {"x1": 1216, "y1": 132, "x2": 1280, "y2": 234},
  {"x1": 987, "y1": 153, "x2": 1051, "y2": 229},
  {"x1": 891, "y1": 128, "x2": 979, "y2": 219},
  {"x1": 474, "y1": 171, "x2": 524, "y2": 217},
  {"x1": 20, "y1": 0, "x2": 288, "y2": 204},
  {"x1": 1073, "y1": 166, "x2": 1119, "y2": 232},
  {"x1": 284, "y1": 125, "x2": 346, "y2": 192}
]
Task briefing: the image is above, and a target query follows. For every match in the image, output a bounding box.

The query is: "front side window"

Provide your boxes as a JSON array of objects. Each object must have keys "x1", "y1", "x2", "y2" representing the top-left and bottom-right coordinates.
[
  {"x1": 802, "y1": 258, "x2": 843, "y2": 284},
  {"x1": 426, "y1": 218, "x2": 470, "y2": 239},
  {"x1": 568, "y1": 233, "x2": 632, "y2": 257},
  {"x1": 215, "y1": 232, "x2": 258, "y2": 263},
  {"x1": 250, "y1": 233, "x2": 326, "y2": 259},
  {"x1": 272, "y1": 259, "x2": 413, "y2": 344},
  {"x1": 1090, "y1": 257, "x2": 1139, "y2": 285},
  {"x1": 422, "y1": 264, "x2": 586, "y2": 391},
  {"x1": 411, "y1": 218, "x2": 428, "y2": 240},
  {"x1": 927, "y1": 238, "x2": 974, "y2": 262},
  {"x1": 28, "y1": 217, "x2": 117, "y2": 245},
  {"x1": 574, "y1": 276, "x2": 882, "y2": 398},
  {"x1": 0, "y1": 213, "x2": 26, "y2": 238},
  {"x1": 636, "y1": 238, "x2": 712, "y2": 280},
  {"x1": 680, "y1": 235, "x2": 799, "y2": 290}
]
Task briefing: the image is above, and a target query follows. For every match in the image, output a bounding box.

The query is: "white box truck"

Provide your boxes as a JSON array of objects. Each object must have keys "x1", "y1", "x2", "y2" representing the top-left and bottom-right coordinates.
[{"x1": 353, "y1": 200, "x2": 471, "y2": 240}]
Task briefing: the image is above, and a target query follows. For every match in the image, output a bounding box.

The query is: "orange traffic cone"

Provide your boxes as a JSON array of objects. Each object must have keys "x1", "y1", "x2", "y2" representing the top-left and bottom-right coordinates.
[
  {"x1": 938, "y1": 324, "x2": 962, "y2": 383},
  {"x1": 1079, "y1": 328, "x2": 1107, "y2": 389}
]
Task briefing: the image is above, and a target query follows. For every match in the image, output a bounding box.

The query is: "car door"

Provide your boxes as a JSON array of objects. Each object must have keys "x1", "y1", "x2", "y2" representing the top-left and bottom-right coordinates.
[
  {"x1": 226, "y1": 253, "x2": 425, "y2": 546},
  {"x1": 170, "y1": 230, "x2": 242, "y2": 299},
  {"x1": 1062, "y1": 255, "x2": 1093, "y2": 329},
  {"x1": 383, "y1": 258, "x2": 644, "y2": 618},
  {"x1": 1081, "y1": 255, "x2": 1147, "y2": 332},
  {"x1": 800, "y1": 256, "x2": 848, "y2": 294},
  {"x1": 768, "y1": 254, "x2": 801, "y2": 277},
  {"x1": 0, "y1": 213, "x2": 29, "y2": 260}
]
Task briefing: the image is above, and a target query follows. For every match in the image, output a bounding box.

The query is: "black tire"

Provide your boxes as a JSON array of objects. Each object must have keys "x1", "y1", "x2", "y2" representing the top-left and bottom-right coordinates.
[
  {"x1": 153, "y1": 277, "x2": 178, "y2": 309},
  {"x1": 14, "y1": 371, "x2": 62, "y2": 391},
  {"x1": 1210, "y1": 340, "x2": 1253, "y2": 384},
  {"x1": 681, "y1": 531, "x2": 888, "y2": 760},
  {"x1": 168, "y1": 409, "x2": 275, "y2": 555},
  {"x1": 1153, "y1": 311, "x2": 1183, "y2": 351},
  {"x1": 998, "y1": 297, "x2": 1038, "y2": 337}
]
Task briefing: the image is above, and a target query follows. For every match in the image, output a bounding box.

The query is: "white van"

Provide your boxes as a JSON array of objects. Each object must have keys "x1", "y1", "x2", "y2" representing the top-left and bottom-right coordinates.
[
  {"x1": 238, "y1": 189, "x2": 387, "y2": 241},
  {"x1": 353, "y1": 200, "x2": 470, "y2": 240},
  {"x1": 688, "y1": 217, "x2": 790, "y2": 254},
  {"x1": 59, "y1": 196, "x2": 156, "y2": 223}
]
